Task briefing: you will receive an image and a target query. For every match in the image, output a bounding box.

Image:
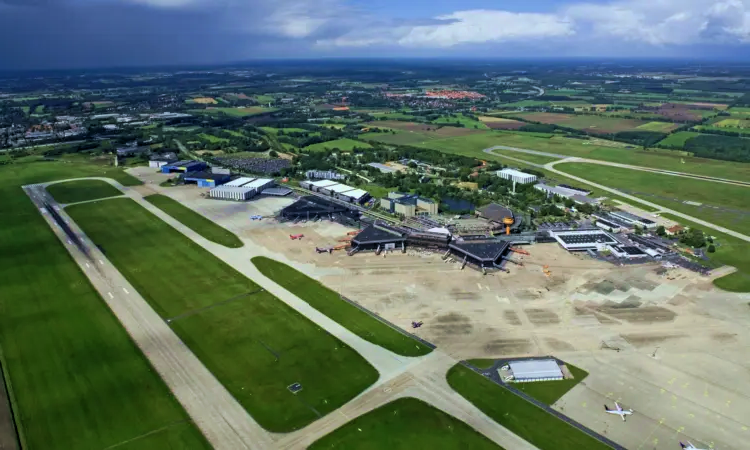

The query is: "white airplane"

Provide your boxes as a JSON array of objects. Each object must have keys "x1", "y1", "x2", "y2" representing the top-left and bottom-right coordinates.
[
  {"x1": 604, "y1": 402, "x2": 633, "y2": 421},
  {"x1": 680, "y1": 442, "x2": 709, "y2": 450}
]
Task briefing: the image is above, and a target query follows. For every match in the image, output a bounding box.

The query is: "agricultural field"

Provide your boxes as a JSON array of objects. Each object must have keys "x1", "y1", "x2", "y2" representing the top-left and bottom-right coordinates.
[
  {"x1": 656, "y1": 131, "x2": 703, "y2": 148},
  {"x1": 710, "y1": 118, "x2": 750, "y2": 128},
  {"x1": 304, "y1": 138, "x2": 372, "y2": 152},
  {"x1": 432, "y1": 113, "x2": 489, "y2": 129},
  {"x1": 46, "y1": 179, "x2": 123, "y2": 204},
  {"x1": 693, "y1": 125, "x2": 750, "y2": 136},
  {"x1": 447, "y1": 365, "x2": 609, "y2": 450},
  {"x1": 727, "y1": 107, "x2": 750, "y2": 116},
  {"x1": 144, "y1": 194, "x2": 243, "y2": 248},
  {"x1": 478, "y1": 116, "x2": 526, "y2": 130},
  {"x1": 0, "y1": 160, "x2": 208, "y2": 450},
  {"x1": 370, "y1": 112, "x2": 419, "y2": 121},
  {"x1": 191, "y1": 107, "x2": 276, "y2": 117},
  {"x1": 198, "y1": 133, "x2": 229, "y2": 143},
  {"x1": 186, "y1": 97, "x2": 218, "y2": 104},
  {"x1": 261, "y1": 127, "x2": 310, "y2": 135},
  {"x1": 251, "y1": 257, "x2": 432, "y2": 357},
  {"x1": 513, "y1": 112, "x2": 673, "y2": 134},
  {"x1": 635, "y1": 121, "x2": 681, "y2": 132},
  {"x1": 309, "y1": 398, "x2": 501, "y2": 450},
  {"x1": 66, "y1": 198, "x2": 378, "y2": 432}
]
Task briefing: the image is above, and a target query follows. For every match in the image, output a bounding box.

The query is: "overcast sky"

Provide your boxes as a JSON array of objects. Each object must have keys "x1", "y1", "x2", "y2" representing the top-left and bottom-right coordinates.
[{"x1": 3, "y1": 0, "x2": 750, "y2": 70}]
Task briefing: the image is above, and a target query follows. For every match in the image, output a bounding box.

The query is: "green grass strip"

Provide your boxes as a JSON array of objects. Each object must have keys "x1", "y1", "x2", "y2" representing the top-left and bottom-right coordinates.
[
  {"x1": 67, "y1": 198, "x2": 378, "y2": 432},
  {"x1": 447, "y1": 365, "x2": 610, "y2": 450},
  {"x1": 144, "y1": 194, "x2": 243, "y2": 248},
  {"x1": 251, "y1": 257, "x2": 432, "y2": 357},
  {"x1": 0, "y1": 344, "x2": 25, "y2": 449},
  {"x1": 309, "y1": 397, "x2": 503, "y2": 450},
  {"x1": 46, "y1": 179, "x2": 124, "y2": 204}
]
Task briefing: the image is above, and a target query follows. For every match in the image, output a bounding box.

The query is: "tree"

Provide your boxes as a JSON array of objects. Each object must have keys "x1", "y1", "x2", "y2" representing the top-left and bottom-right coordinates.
[
  {"x1": 269, "y1": 150, "x2": 278, "y2": 157},
  {"x1": 708, "y1": 244, "x2": 716, "y2": 253},
  {"x1": 656, "y1": 225, "x2": 666, "y2": 236}
]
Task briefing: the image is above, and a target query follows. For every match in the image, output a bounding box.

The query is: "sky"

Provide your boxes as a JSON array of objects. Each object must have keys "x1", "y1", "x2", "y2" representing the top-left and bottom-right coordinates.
[{"x1": 2, "y1": 0, "x2": 750, "y2": 70}]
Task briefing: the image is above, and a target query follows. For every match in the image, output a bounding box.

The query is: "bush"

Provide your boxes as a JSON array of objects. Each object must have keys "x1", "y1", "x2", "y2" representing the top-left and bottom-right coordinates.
[{"x1": 708, "y1": 244, "x2": 716, "y2": 253}]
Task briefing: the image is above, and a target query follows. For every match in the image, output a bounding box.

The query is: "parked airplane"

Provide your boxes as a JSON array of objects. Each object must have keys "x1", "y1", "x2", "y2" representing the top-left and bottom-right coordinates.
[
  {"x1": 411, "y1": 321, "x2": 423, "y2": 328},
  {"x1": 604, "y1": 402, "x2": 633, "y2": 421},
  {"x1": 289, "y1": 234, "x2": 304, "y2": 240},
  {"x1": 316, "y1": 247, "x2": 332, "y2": 254},
  {"x1": 250, "y1": 215, "x2": 263, "y2": 221},
  {"x1": 680, "y1": 442, "x2": 709, "y2": 450}
]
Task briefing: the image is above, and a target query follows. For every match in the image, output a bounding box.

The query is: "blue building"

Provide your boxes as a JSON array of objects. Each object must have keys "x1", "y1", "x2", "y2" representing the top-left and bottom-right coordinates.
[
  {"x1": 183, "y1": 171, "x2": 231, "y2": 188},
  {"x1": 160, "y1": 160, "x2": 207, "y2": 174}
]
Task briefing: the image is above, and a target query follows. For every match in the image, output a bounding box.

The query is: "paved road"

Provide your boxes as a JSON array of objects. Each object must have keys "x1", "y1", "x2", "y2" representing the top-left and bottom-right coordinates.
[
  {"x1": 25, "y1": 184, "x2": 273, "y2": 450},
  {"x1": 40, "y1": 177, "x2": 543, "y2": 450},
  {"x1": 483, "y1": 146, "x2": 750, "y2": 243},
  {"x1": 484, "y1": 146, "x2": 750, "y2": 187}
]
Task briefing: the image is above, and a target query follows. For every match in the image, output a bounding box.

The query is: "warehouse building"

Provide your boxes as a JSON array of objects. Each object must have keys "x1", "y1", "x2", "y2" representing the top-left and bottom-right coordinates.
[
  {"x1": 300, "y1": 179, "x2": 338, "y2": 192},
  {"x1": 380, "y1": 192, "x2": 437, "y2": 217},
  {"x1": 496, "y1": 168, "x2": 537, "y2": 184},
  {"x1": 535, "y1": 183, "x2": 591, "y2": 200},
  {"x1": 243, "y1": 178, "x2": 275, "y2": 195},
  {"x1": 160, "y1": 160, "x2": 207, "y2": 174},
  {"x1": 610, "y1": 211, "x2": 658, "y2": 229},
  {"x1": 209, "y1": 186, "x2": 255, "y2": 201},
  {"x1": 149, "y1": 152, "x2": 178, "y2": 168},
  {"x1": 607, "y1": 245, "x2": 648, "y2": 259},
  {"x1": 595, "y1": 218, "x2": 623, "y2": 233},
  {"x1": 305, "y1": 170, "x2": 346, "y2": 180},
  {"x1": 551, "y1": 229, "x2": 618, "y2": 251},
  {"x1": 183, "y1": 171, "x2": 231, "y2": 188},
  {"x1": 299, "y1": 179, "x2": 371, "y2": 204},
  {"x1": 448, "y1": 239, "x2": 511, "y2": 269},
  {"x1": 224, "y1": 177, "x2": 257, "y2": 187},
  {"x1": 508, "y1": 359, "x2": 564, "y2": 383}
]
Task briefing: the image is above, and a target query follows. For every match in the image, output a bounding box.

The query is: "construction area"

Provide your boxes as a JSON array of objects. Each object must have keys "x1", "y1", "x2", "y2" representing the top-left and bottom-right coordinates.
[{"x1": 126, "y1": 166, "x2": 750, "y2": 450}]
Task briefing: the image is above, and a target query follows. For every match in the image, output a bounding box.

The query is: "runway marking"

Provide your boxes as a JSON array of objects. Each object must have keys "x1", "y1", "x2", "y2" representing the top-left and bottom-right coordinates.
[
  {"x1": 741, "y1": 426, "x2": 747, "y2": 431},
  {"x1": 123, "y1": 288, "x2": 129, "y2": 294},
  {"x1": 99, "y1": 259, "x2": 104, "y2": 265},
  {"x1": 107, "y1": 292, "x2": 113, "y2": 299},
  {"x1": 67, "y1": 240, "x2": 72, "y2": 245},
  {"x1": 668, "y1": 377, "x2": 676, "y2": 385},
  {"x1": 677, "y1": 426, "x2": 684, "y2": 433},
  {"x1": 726, "y1": 400, "x2": 731, "y2": 407},
  {"x1": 682, "y1": 382, "x2": 690, "y2": 389},
  {"x1": 582, "y1": 402, "x2": 587, "y2": 408},
  {"x1": 477, "y1": 283, "x2": 482, "y2": 290},
  {"x1": 660, "y1": 388, "x2": 666, "y2": 395},
  {"x1": 85, "y1": 262, "x2": 90, "y2": 268}
]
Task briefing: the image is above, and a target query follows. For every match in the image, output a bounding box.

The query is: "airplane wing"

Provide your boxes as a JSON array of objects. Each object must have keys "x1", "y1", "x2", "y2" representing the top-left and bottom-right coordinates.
[{"x1": 614, "y1": 402, "x2": 623, "y2": 411}]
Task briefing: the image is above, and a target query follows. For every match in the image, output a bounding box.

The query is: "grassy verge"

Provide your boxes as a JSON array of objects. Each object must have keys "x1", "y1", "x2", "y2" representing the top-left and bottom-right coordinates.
[
  {"x1": 144, "y1": 194, "x2": 243, "y2": 248},
  {"x1": 251, "y1": 257, "x2": 432, "y2": 357},
  {"x1": 67, "y1": 198, "x2": 378, "y2": 432},
  {"x1": 309, "y1": 397, "x2": 502, "y2": 450},
  {"x1": 45, "y1": 179, "x2": 123, "y2": 204},
  {"x1": 447, "y1": 365, "x2": 610, "y2": 450},
  {"x1": 0, "y1": 161, "x2": 207, "y2": 450},
  {"x1": 659, "y1": 213, "x2": 750, "y2": 292}
]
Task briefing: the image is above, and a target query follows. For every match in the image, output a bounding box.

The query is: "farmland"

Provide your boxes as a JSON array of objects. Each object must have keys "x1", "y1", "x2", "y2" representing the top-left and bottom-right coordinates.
[
  {"x1": 432, "y1": 113, "x2": 489, "y2": 129},
  {"x1": 251, "y1": 257, "x2": 432, "y2": 357},
  {"x1": 190, "y1": 107, "x2": 276, "y2": 117},
  {"x1": 304, "y1": 138, "x2": 372, "y2": 152},
  {"x1": 0, "y1": 161, "x2": 208, "y2": 450},
  {"x1": 447, "y1": 365, "x2": 610, "y2": 450},
  {"x1": 478, "y1": 116, "x2": 526, "y2": 130},
  {"x1": 512, "y1": 112, "x2": 676, "y2": 134},
  {"x1": 66, "y1": 198, "x2": 378, "y2": 432},
  {"x1": 636, "y1": 121, "x2": 681, "y2": 132},
  {"x1": 46, "y1": 179, "x2": 123, "y2": 204},
  {"x1": 144, "y1": 194, "x2": 243, "y2": 248},
  {"x1": 309, "y1": 398, "x2": 502, "y2": 450},
  {"x1": 657, "y1": 131, "x2": 703, "y2": 148}
]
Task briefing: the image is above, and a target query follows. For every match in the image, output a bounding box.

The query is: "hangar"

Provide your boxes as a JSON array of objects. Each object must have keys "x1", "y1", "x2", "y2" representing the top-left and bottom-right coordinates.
[
  {"x1": 508, "y1": 359, "x2": 564, "y2": 383},
  {"x1": 280, "y1": 196, "x2": 360, "y2": 222},
  {"x1": 208, "y1": 178, "x2": 273, "y2": 200},
  {"x1": 551, "y1": 230, "x2": 618, "y2": 251},
  {"x1": 350, "y1": 224, "x2": 407, "y2": 252},
  {"x1": 183, "y1": 171, "x2": 231, "y2": 188},
  {"x1": 160, "y1": 160, "x2": 207, "y2": 174}
]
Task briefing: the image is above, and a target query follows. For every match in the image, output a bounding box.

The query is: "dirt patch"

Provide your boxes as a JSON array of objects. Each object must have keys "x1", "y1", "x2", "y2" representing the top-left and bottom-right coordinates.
[
  {"x1": 524, "y1": 308, "x2": 561, "y2": 326},
  {"x1": 504, "y1": 310, "x2": 522, "y2": 325},
  {"x1": 711, "y1": 332, "x2": 737, "y2": 343},
  {"x1": 449, "y1": 288, "x2": 480, "y2": 301},
  {"x1": 545, "y1": 337, "x2": 575, "y2": 351},
  {"x1": 483, "y1": 338, "x2": 533, "y2": 355},
  {"x1": 597, "y1": 306, "x2": 677, "y2": 323},
  {"x1": 621, "y1": 333, "x2": 685, "y2": 347},
  {"x1": 432, "y1": 312, "x2": 474, "y2": 336}
]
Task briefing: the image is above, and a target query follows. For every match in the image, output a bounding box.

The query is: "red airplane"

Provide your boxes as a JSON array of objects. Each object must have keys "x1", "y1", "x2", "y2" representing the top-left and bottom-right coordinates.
[{"x1": 290, "y1": 234, "x2": 304, "y2": 240}]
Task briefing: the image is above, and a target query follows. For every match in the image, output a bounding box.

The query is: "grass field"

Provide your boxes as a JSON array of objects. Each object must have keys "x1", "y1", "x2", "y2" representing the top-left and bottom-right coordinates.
[
  {"x1": 261, "y1": 127, "x2": 310, "y2": 135},
  {"x1": 46, "y1": 179, "x2": 123, "y2": 204},
  {"x1": 144, "y1": 194, "x2": 243, "y2": 248},
  {"x1": 636, "y1": 121, "x2": 680, "y2": 132},
  {"x1": 304, "y1": 138, "x2": 372, "y2": 152},
  {"x1": 309, "y1": 397, "x2": 502, "y2": 450},
  {"x1": 447, "y1": 365, "x2": 609, "y2": 450},
  {"x1": 488, "y1": 149, "x2": 561, "y2": 165},
  {"x1": 370, "y1": 112, "x2": 419, "y2": 121},
  {"x1": 251, "y1": 257, "x2": 432, "y2": 356},
  {"x1": 513, "y1": 112, "x2": 661, "y2": 134},
  {"x1": 198, "y1": 133, "x2": 229, "y2": 143},
  {"x1": 0, "y1": 161, "x2": 208, "y2": 450},
  {"x1": 191, "y1": 107, "x2": 275, "y2": 117},
  {"x1": 67, "y1": 198, "x2": 378, "y2": 431},
  {"x1": 432, "y1": 113, "x2": 489, "y2": 130},
  {"x1": 657, "y1": 131, "x2": 703, "y2": 148}
]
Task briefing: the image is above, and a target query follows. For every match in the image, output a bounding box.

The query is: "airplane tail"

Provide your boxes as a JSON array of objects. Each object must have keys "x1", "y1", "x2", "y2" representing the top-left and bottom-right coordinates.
[
  {"x1": 603, "y1": 404, "x2": 609, "y2": 411},
  {"x1": 679, "y1": 443, "x2": 686, "y2": 449}
]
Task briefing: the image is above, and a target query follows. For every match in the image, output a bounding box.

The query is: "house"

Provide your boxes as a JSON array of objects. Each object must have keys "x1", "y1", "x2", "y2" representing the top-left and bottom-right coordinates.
[{"x1": 666, "y1": 225, "x2": 685, "y2": 236}]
